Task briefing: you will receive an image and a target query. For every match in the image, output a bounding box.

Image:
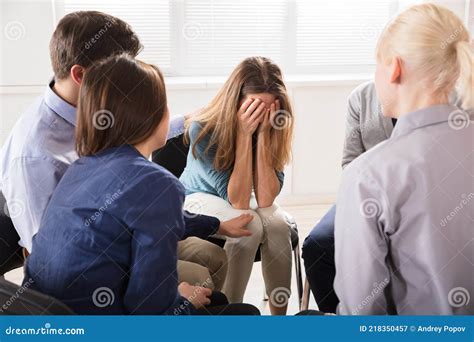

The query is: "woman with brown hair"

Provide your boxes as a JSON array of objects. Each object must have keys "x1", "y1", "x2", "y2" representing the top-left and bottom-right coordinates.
[
  {"x1": 24, "y1": 54, "x2": 259, "y2": 315},
  {"x1": 180, "y1": 56, "x2": 295, "y2": 315}
]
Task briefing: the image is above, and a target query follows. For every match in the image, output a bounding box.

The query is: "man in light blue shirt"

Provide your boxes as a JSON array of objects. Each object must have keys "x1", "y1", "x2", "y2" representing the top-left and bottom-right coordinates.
[
  {"x1": 0, "y1": 81, "x2": 184, "y2": 252},
  {"x1": 0, "y1": 12, "x2": 239, "y2": 292}
]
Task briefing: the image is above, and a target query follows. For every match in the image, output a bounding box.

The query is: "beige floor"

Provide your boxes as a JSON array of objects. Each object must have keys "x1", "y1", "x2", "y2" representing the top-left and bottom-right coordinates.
[{"x1": 4, "y1": 203, "x2": 333, "y2": 315}]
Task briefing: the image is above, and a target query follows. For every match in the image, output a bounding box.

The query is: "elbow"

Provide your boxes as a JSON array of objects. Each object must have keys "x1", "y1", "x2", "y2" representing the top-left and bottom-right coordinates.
[
  {"x1": 227, "y1": 188, "x2": 250, "y2": 210},
  {"x1": 230, "y1": 202, "x2": 250, "y2": 210},
  {"x1": 255, "y1": 197, "x2": 274, "y2": 209},
  {"x1": 228, "y1": 197, "x2": 250, "y2": 210},
  {"x1": 228, "y1": 194, "x2": 250, "y2": 209},
  {"x1": 256, "y1": 195, "x2": 276, "y2": 208},
  {"x1": 255, "y1": 188, "x2": 279, "y2": 208}
]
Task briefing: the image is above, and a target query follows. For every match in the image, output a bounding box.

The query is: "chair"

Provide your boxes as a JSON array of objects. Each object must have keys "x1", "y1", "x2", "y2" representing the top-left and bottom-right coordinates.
[
  {"x1": 152, "y1": 133, "x2": 304, "y2": 310},
  {"x1": 0, "y1": 192, "x2": 25, "y2": 276},
  {"x1": 301, "y1": 278, "x2": 311, "y2": 311},
  {"x1": 0, "y1": 277, "x2": 73, "y2": 315}
]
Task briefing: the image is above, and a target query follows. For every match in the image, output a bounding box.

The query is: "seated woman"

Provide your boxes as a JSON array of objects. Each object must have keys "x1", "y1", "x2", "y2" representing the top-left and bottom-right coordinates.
[
  {"x1": 180, "y1": 57, "x2": 294, "y2": 315},
  {"x1": 335, "y1": 3, "x2": 473, "y2": 314},
  {"x1": 25, "y1": 54, "x2": 259, "y2": 316}
]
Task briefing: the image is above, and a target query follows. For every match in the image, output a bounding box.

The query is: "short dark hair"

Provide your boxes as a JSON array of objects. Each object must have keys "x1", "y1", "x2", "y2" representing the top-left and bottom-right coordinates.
[
  {"x1": 50, "y1": 11, "x2": 142, "y2": 80},
  {"x1": 75, "y1": 54, "x2": 167, "y2": 157}
]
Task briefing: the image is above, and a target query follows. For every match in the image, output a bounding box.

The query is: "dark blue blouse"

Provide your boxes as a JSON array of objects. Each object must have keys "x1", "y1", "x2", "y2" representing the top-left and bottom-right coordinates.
[{"x1": 25, "y1": 145, "x2": 195, "y2": 315}]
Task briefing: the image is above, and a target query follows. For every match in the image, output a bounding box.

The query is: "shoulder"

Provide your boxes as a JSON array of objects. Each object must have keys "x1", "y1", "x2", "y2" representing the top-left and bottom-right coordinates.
[
  {"x1": 129, "y1": 158, "x2": 185, "y2": 196},
  {"x1": 187, "y1": 120, "x2": 204, "y2": 139},
  {"x1": 342, "y1": 135, "x2": 411, "y2": 189},
  {"x1": 349, "y1": 80, "x2": 376, "y2": 100},
  {"x1": 187, "y1": 121, "x2": 212, "y2": 154},
  {"x1": 347, "y1": 81, "x2": 377, "y2": 110},
  {"x1": 5, "y1": 95, "x2": 75, "y2": 162}
]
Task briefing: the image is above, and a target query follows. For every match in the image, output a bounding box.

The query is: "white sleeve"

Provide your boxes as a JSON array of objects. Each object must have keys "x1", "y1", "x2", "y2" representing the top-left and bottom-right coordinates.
[{"x1": 167, "y1": 115, "x2": 185, "y2": 140}]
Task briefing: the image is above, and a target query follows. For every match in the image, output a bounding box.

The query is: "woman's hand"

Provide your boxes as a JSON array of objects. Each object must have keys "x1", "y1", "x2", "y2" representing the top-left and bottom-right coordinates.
[
  {"x1": 238, "y1": 98, "x2": 266, "y2": 136},
  {"x1": 254, "y1": 99, "x2": 281, "y2": 207},
  {"x1": 217, "y1": 213, "x2": 253, "y2": 238},
  {"x1": 178, "y1": 282, "x2": 212, "y2": 309},
  {"x1": 258, "y1": 99, "x2": 280, "y2": 135}
]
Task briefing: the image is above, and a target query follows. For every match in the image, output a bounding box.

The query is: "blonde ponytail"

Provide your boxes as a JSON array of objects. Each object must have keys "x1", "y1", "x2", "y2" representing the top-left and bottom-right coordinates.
[
  {"x1": 455, "y1": 40, "x2": 474, "y2": 109},
  {"x1": 376, "y1": 3, "x2": 473, "y2": 110}
]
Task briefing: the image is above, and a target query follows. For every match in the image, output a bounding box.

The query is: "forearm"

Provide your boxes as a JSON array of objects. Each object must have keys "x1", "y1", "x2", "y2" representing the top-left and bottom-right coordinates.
[
  {"x1": 227, "y1": 134, "x2": 253, "y2": 209},
  {"x1": 182, "y1": 214, "x2": 220, "y2": 239},
  {"x1": 254, "y1": 132, "x2": 280, "y2": 207}
]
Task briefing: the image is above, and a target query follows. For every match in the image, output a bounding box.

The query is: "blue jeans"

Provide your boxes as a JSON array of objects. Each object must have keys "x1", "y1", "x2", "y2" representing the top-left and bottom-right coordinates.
[{"x1": 302, "y1": 204, "x2": 338, "y2": 313}]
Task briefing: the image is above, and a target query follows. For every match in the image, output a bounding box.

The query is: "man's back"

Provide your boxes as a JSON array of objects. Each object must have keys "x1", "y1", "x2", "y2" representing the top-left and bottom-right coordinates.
[{"x1": 0, "y1": 84, "x2": 77, "y2": 251}]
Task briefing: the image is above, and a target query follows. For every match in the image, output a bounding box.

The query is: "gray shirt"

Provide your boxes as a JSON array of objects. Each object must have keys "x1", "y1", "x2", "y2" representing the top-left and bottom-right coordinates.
[
  {"x1": 335, "y1": 104, "x2": 474, "y2": 315},
  {"x1": 342, "y1": 81, "x2": 394, "y2": 168}
]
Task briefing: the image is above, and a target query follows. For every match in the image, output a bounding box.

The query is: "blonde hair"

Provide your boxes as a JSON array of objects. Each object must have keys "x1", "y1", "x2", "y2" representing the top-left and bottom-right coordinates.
[
  {"x1": 186, "y1": 57, "x2": 294, "y2": 171},
  {"x1": 376, "y1": 3, "x2": 473, "y2": 109}
]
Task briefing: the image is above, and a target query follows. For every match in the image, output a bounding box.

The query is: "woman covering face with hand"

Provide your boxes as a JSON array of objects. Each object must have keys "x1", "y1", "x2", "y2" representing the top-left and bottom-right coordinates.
[
  {"x1": 180, "y1": 56, "x2": 294, "y2": 315},
  {"x1": 25, "y1": 54, "x2": 260, "y2": 316}
]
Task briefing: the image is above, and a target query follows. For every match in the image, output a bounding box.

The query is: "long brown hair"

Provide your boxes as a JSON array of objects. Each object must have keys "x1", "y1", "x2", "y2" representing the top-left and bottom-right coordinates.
[
  {"x1": 186, "y1": 56, "x2": 294, "y2": 171},
  {"x1": 76, "y1": 54, "x2": 167, "y2": 157}
]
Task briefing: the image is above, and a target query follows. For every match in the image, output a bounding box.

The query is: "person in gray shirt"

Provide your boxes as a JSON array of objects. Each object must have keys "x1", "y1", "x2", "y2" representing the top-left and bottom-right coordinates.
[
  {"x1": 335, "y1": 3, "x2": 473, "y2": 315},
  {"x1": 302, "y1": 80, "x2": 393, "y2": 313}
]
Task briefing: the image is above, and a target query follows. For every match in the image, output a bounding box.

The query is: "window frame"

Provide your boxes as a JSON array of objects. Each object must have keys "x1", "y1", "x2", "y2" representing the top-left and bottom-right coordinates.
[{"x1": 55, "y1": 0, "x2": 450, "y2": 78}]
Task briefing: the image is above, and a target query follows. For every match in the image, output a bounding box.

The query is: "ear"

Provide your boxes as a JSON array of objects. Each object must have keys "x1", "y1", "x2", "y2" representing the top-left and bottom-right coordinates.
[
  {"x1": 389, "y1": 57, "x2": 402, "y2": 84},
  {"x1": 70, "y1": 65, "x2": 85, "y2": 85}
]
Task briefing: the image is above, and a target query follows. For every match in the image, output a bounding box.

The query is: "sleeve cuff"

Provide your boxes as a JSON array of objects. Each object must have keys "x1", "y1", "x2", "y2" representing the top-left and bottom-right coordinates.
[{"x1": 167, "y1": 115, "x2": 185, "y2": 140}]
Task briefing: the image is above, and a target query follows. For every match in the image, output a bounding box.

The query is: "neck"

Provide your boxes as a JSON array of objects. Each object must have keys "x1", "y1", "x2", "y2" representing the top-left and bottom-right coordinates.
[
  {"x1": 53, "y1": 78, "x2": 79, "y2": 107},
  {"x1": 393, "y1": 87, "x2": 449, "y2": 119},
  {"x1": 133, "y1": 141, "x2": 154, "y2": 159}
]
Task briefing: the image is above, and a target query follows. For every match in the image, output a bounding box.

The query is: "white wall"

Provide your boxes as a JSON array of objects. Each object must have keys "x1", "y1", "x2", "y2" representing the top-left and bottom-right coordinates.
[
  {"x1": 0, "y1": 77, "x2": 366, "y2": 202},
  {"x1": 1, "y1": 0, "x2": 472, "y2": 203}
]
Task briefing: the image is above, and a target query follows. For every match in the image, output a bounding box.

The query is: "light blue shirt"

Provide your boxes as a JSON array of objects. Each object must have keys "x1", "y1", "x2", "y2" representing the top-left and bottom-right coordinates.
[
  {"x1": 0, "y1": 82, "x2": 185, "y2": 251},
  {"x1": 335, "y1": 104, "x2": 474, "y2": 315},
  {"x1": 180, "y1": 121, "x2": 284, "y2": 202}
]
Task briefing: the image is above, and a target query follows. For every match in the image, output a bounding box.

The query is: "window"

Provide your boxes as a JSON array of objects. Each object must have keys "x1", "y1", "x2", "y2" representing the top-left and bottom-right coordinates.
[
  {"x1": 60, "y1": 0, "x2": 410, "y2": 76},
  {"x1": 294, "y1": 0, "x2": 396, "y2": 73},
  {"x1": 61, "y1": 0, "x2": 172, "y2": 71}
]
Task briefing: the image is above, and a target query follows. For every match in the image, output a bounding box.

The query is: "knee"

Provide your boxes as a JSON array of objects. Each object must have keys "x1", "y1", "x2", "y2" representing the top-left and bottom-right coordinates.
[
  {"x1": 209, "y1": 243, "x2": 228, "y2": 269},
  {"x1": 303, "y1": 206, "x2": 336, "y2": 255},
  {"x1": 231, "y1": 209, "x2": 264, "y2": 246},
  {"x1": 264, "y1": 214, "x2": 291, "y2": 238},
  {"x1": 196, "y1": 241, "x2": 227, "y2": 270},
  {"x1": 302, "y1": 226, "x2": 334, "y2": 262},
  {"x1": 179, "y1": 262, "x2": 214, "y2": 289}
]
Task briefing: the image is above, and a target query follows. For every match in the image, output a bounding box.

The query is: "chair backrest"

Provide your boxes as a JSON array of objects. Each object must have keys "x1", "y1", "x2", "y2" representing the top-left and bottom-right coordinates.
[
  {"x1": 0, "y1": 191, "x2": 10, "y2": 221},
  {"x1": 0, "y1": 192, "x2": 24, "y2": 275},
  {"x1": 152, "y1": 133, "x2": 189, "y2": 178},
  {"x1": 0, "y1": 278, "x2": 73, "y2": 315}
]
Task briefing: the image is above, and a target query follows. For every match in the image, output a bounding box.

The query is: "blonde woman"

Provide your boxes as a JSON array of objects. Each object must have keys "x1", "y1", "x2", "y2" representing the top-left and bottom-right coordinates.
[
  {"x1": 335, "y1": 4, "x2": 473, "y2": 314},
  {"x1": 180, "y1": 57, "x2": 294, "y2": 315}
]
